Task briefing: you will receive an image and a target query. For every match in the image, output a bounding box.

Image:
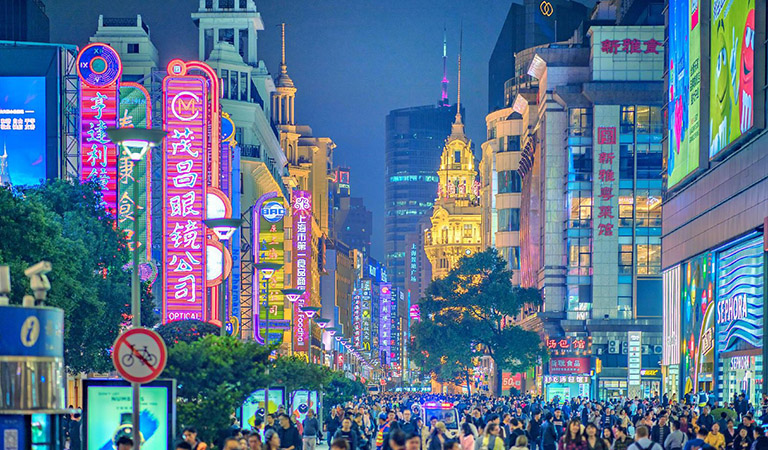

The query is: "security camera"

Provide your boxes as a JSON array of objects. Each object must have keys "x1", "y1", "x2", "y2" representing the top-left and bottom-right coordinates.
[{"x1": 24, "y1": 261, "x2": 52, "y2": 278}]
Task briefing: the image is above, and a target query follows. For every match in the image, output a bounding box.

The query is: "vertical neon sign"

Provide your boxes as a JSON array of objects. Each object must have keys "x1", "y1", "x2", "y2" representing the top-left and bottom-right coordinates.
[
  {"x1": 77, "y1": 43, "x2": 122, "y2": 212},
  {"x1": 352, "y1": 288, "x2": 362, "y2": 347},
  {"x1": 162, "y1": 66, "x2": 208, "y2": 323},
  {"x1": 253, "y1": 192, "x2": 286, "y2": 343},
  {"x1": 117, "y1": 82, "x2": 152, "y2": 260},
  {"x1": 379, "y1": 283, "x2": 392, "y2": 364},
  {"x1": 292, "y1": 190, "x2": 312, "y2": 353}
]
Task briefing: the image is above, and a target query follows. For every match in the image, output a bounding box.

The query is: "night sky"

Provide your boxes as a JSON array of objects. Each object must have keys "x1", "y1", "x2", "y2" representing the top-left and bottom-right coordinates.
[{"x1": 47, "y1": 0, "x2": 511, "y2": 259}]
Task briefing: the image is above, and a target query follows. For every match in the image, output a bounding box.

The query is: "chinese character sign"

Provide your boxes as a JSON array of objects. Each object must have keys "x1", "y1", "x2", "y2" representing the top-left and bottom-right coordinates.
[
  {"x1": 353, "y1": 290, "x2": 362, "y2": 347},
  {"x1": 292, "y1": 190, "x2": 312, "y2": 353},
  {"x1": 361, "y1": 279, "x2": 372, "y2": 352},
  {"x1": 117, "y1": 83, "x2": 151, "y2": 260},
  {"x1": 590, "y1": 27, "x2": 664, "y2": 82},
  {"x1": 594, "y1": 124, "x2": 618, "y2": 239},
  {"x1": 390, "y1": 289, "x2": 402, "y2": 365},
  {"x1": 545, "y1": 336, "x2": 593, "y2": 355},
  {"x1": 255, "y1": 193, "x2": 286, "y2": 343},
  {"x1": 0, "y1": 77, "x2": 47, "y2": 185},
  {"x1": 379, "y1": 283, "x2": 392, "y2": 364},
  {"x1": 162, "y1": 76, "x2": 208, "y2": 323},
  {"x1": 77, "y1": 43, "x2": 122, "y2": 212},
  {"x1": 549, "y1": 357, "x2": 591, "y2": 375}
]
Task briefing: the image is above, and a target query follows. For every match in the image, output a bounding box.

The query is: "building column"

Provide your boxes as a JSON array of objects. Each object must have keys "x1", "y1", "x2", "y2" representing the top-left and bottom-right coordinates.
[
  {"x1": 277, "y1": 95, "x2": 283, "y2": 125},
  {"x1": 290, "y1": 96, "x2": 295, "y2": 124}
]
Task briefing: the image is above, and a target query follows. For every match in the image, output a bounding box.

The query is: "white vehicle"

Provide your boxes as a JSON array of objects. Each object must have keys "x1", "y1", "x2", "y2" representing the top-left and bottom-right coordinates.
[{"x1": 420, "y1": 401, "x2": 460, "y2": 438}]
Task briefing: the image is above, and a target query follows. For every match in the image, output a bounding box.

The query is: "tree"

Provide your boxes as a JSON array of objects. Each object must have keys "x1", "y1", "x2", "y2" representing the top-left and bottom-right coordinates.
[
  {"x1": 322, "y1": 373, "x2": 367, "y2": 417},
  {"x1": 412, "y1": 248, "x2": 547, "y2": 393},
  {"x1": 0, "y1": 180, "x2": 157, "y2": 373},
  {"x1": 157, "y1": 319, "x2": 222, "y2": 346},
  {"x1": 269, "y1": 355, "x2": 334, "y2": 395},
  {"x1": 162, "y1": 335, "x2": 270, "y2": 445}
]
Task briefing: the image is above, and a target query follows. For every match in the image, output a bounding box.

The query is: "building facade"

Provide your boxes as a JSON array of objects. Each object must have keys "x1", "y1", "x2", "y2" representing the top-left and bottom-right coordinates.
[
  {"x1": 0, "y1": 0, "x2": 49, "y2": 43},
  {"x1": 89, "y1": 15, "x2": 159, "y2": 85}
]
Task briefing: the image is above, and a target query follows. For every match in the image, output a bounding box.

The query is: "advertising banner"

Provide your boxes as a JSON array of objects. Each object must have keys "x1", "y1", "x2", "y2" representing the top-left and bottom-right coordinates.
[
  {"x1": 501, "y1": 372, "x2": 523, "y2": 393},
  {"x1": 361, "y1": 280, "x2": 372, "y2": 352},
  {"x1": 292, "y1": 190, "x2": 312, "y2": 353},
  {"x1": 709, "y1": 0, "x2": 755, "y2": 157},
  {"x1": 117, "y1": 82, "x2": 152, "y2": 260},
  {"x1": 668, "y1": 0, "x2": 701, "y2": 187},
  {"x1": 549, "y1": 357, "x2": 591, "y2": 374},
  {"x1": 682, "y1": 252, "x2": 715, "y2": 392},
  {"x1": 379, "y1": 283, "x2": 392, "y2": 364},
  {"x1": 77, "y1": 43, "x2": 122, "y2": 211},
  {"x1": 254, "y1": 193, "x2": 286, "y2": 343},
  {"x1": 161, "y1": 75, "x2": 208, "y2": 323},
  {"x1": 0, "y1": 77, "x2": 46, "y2": 186},
  {"x1": 84, "y1": 379, "x2": 175, "y2": 450},
  {"x1": 290, "y1": 390, "x2": 319, "y2": 425},
  {"x1": 391, "y1": 289, "x2": 402, "y2": 364},
  {"x1": 352, "y1": 289, "x2": 362, "y2": 347},
  {"x1": 241, "y1": 388, "x2": 286, "y2": 430}
]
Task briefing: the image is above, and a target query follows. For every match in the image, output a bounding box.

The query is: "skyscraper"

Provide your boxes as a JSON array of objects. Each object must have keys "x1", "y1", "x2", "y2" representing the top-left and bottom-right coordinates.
[{"x1": 0, "y1": 0, "x2": 49, "y2": 43}]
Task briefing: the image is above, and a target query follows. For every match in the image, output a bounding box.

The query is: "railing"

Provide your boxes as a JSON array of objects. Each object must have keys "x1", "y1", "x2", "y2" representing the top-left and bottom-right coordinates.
[{"x1": 240, "y1": 144, "x2": 261, "y2": 159}]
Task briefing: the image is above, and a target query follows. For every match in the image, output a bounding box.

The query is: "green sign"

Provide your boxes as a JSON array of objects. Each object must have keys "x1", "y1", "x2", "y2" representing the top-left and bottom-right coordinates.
[{"x1": 117, "y1": 83, "x2": 151, "y2": 260}]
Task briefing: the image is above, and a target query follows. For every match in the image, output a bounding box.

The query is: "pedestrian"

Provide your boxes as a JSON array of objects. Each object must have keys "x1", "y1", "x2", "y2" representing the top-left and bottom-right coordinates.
[
  {"x1": 335, "y1": 417, "x2": 360, "y2": 450},
  {"x1": 265, "y1": 430, "x2": 281, "y2": 450},
  {"x1": 528, "y1": 412, "x2": 542, "y2": 450},
  {"x1": 328, "y1": 409, "x2": 342, "y2": 445},
  {"x1": 651, "y1": 414, "x2": 671, "y2": 445},
  {"x1": 611, "y1": 427, "x2": 632, "y2": 450},
  {"x1": 176, "y1": 443, "x2": 193, "y2": 450},
  {"x1": 249, "y1": 432, "x2": 263, "y2": 450},
  {"x1": 724, "y1": 420, "x2": 737, "y2": 450},
  {"x1": 277, "y1": 415, "x2": 301, "y2": 450},
  {"x1": 427, "y1": 422, "x2": 446, "y2": 450},
  {"x1": 627, "y1": 427, "x2": 662, "y2": 450},
  {"x1": 332, "y1": 439, "x2": 351, "y2": 450},
  {"x1": 460, "y1": 422, "x2": 476, "y2": 450},
  {"x1": 222, "y1": 438, "x2": 242, "y2": 450},
  {"x1": 665, "y1": 420, "x2": 687, "y2": 450},
  {"x1": 585, "y1": 423, "x2": 609, "y2": 450},
  {"x1": 477, "y1": 423, "x2": 504, "y2": 450},
  {"x1": 542, "y1": 414, "x2": 559, "y2": 450},
  {"x1": 511, "y1": 436, "x2": 529, "y2": 450},
  {"x1": 302, "y1": 411, "x2": 320, "y2": 450},
  {"x1": 705, "y1": 424, "x2": 726, "y2": 450},
  {"x1": 732, "y1": 427, "x2": 752, "y2": 450},
  {"x1": 183, "y1": 427, "x2": 208, "y2": 450},
  {"x1": 69, "y1": 413, "x2": 83, "y2": 450},
  {"x1": 559, "y1": 419, "x2": 587, "y2": 450}
]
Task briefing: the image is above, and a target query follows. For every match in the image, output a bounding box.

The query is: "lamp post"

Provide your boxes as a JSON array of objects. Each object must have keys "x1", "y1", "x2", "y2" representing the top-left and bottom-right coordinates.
[
  {"x1": 202, "y1": 217, "x2": 242, "y2": 336},
  {"x1": 314, "y1": 318, "x2": 330, "y2": 366},
  {"x1": 300, "y1": 306, "x2": 321, "y2": 364},
  {"x1": 254, "y1": 262, "x2": 283, "y2": 344},
  {"x1": 281, "y1": 288, "x2": 304, "y2": 355},
  {"x1": 106, "y1": 127, "x2": 166, "y2": 450}
]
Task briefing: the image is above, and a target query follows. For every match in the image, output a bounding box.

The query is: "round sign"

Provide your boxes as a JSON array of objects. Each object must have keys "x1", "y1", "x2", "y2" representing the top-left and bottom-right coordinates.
[
  {"x1": 76, "y1": 43, "x2": 122, "y2": 87},
  {"x1": 226, "y1": 316, "x2": 240, "y2": 337},
  {"x1": 112, "y1": 328, "x2": 167, "y2": 384},
  {"x1": 261, "y1": 201, "x2": 286, "y2": 223}
]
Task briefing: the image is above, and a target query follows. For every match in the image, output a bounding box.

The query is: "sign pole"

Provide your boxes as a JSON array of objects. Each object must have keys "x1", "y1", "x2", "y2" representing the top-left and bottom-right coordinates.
[{"x1": 132, "y1": 171, "x2": 142, "y2": 450}]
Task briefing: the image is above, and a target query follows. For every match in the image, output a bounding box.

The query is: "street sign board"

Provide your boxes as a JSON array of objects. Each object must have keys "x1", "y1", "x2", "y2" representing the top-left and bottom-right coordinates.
[{"x1": 112, "y1": 328, "x2": 167, "y2": 384}]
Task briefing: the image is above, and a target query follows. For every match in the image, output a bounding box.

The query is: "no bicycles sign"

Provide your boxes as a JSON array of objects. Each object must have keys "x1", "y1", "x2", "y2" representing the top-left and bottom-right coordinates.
[{"x1": 112, "y1": 328, "x2": 167, "y2": 383}]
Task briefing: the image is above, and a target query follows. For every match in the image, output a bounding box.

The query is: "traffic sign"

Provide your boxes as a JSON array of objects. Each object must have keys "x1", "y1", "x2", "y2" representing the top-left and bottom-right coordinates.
[{"x1": 112, "y1": 328, "x2": 167, "y2": 384}]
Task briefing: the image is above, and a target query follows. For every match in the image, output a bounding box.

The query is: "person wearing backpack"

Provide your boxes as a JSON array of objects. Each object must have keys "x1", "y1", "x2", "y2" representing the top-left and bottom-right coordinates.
[
  {"x1": 478, "y1": 424, "x2": 505, "y2": 450},
  {"x1": 627, "y1": 427, "x2": 663, "y2": 450}
]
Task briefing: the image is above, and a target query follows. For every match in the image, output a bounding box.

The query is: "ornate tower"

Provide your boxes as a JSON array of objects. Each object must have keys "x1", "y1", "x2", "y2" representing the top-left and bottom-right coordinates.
[{"x1": 272, "y1": 23, "x2": 296, "y2": 127}]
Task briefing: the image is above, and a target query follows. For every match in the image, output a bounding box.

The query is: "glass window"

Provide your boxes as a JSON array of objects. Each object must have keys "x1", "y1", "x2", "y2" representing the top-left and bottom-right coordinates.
[
  {"x1": 568, "y1": 191, "x2": 592, "y2": 228},
  {"x1": 502, "y1": 247, "x2": 521, "y2": 270},
  {"x1": 454, "y1": 150, "x2": 461, "y2": 164},
  {"x1": 230, "y1": 70, "x2": 238, "y2": 100},
  {"x1": 205, "y1": 0, "x2": 213, "y2": 8},
  {"x1": 238, "y1": 29, "x2": 249, "y2": 61},
  {"x1": 568, "y1": 238, "x2": 591, "y2": 268},
  {"x1": 498, "y1": 170, "x2": 522, "y2": 193},
  {"x1": 204, "y1": 29, "x2": 214, "y2": 59},
  {"x1": 498, "y1": 208, "x2": 520, "y2": 232},
  {"x1": 620, "y1": 106, "x2": 635, "y2": 134},
  {"x1": 619, "y1": 144, "x2": 634, "y2": 179},
  {"x1": 219, "y1": 0, "x2": 234, "y2": 8},
  {"x1": 239, "y1": 0, "x2": 247, "y2": 7},
  {"x1": 569, "y1": 145, "x2": 592, "y2": 180},
  {"x1": 618, "y1": 192, "x2": 633, "y2": 227},
  {"x1": 127, "y1": 43, "x2": 139, "y2": 53},
  {"x1": 636, "y1": 106, "x2": 650, "y2": 134},
  {"x1": 619, "y1": 244, "x2": 633, "y2": 274},
  {"x1": 240, "y1": 72, "x2": 248, "y2": 101},
  {"x1": 637, "y1": 243, "x2": 661, "y2": 275},
  {"x1": 219, "y1": 28, "x2": 235, "y2": 45},
  {"x1": 505, "y1": 135, "x2": 522, "y2": 152},
  {"x1": 462, "y1": 224, "x2": 473, "y2": 239},
  {"x1": 221, "y1": 69, "x2": 229, "y2": 99},
  {"x1": 569, "y1": 108, "x2": 592, "y2": 136},
  {"x1": 636, "y1": 190, "x2": 662, "y2": 227}
]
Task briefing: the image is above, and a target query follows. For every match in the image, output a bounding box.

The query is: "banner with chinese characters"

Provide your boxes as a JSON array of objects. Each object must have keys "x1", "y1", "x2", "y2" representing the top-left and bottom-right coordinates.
[
  {"x1": 161, "y1": 75, "x2": 208, "y2": 323},
  {"x1": 590, "y1": 26, "x2": 665, "y2": 82},
  {"x1": 543, "y1": 375, "x2": 591, "y2": 384},
  {"x1": 390, "y1": 288, "x2": 402, "y2": 365},
  {"x1": 117, "y1": 82, "x2": 151, "y2": 260},
  {"x1": 352, "y1": 288, "x2": 362, "y2": 347},
  {"x1": 379, "y1": 283, "x2": 392, "y2": 364},
  {"x1": 549, "y1": 357, "x2": 591, "y2": 375},
  {"x1": 545, "y1": 336, "x2": 593, "y2": 356},
  {"x1": 254, "y1": 193, "x2": 286, "y2": 344},
  {"x1": 77, "y1": 43, "x2": 122, "y2": 212},
  {"x1": 361, "y1": 279, "x2": 372, "y2": 352},
  {"x1": 292, "y1": 190, "x2": 312, "y2": 353}
]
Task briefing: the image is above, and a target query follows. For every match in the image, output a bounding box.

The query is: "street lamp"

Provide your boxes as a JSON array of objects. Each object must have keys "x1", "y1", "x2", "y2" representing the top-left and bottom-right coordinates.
[
  {"x1": 281, "y1": 288, "x2": 304, "y2": 355},
  {"x1": 106, "y1": 126, "x2": 166, "y2": 450},
  {"x1": 255, "y1": 262, "x2": 283, "y2": 344},
  {"x1": 300, "y1": 306, "x2": 321, "y2": 364},
  {"x1": 203, "y1": 217, "x2": 243, "y2": 336}
]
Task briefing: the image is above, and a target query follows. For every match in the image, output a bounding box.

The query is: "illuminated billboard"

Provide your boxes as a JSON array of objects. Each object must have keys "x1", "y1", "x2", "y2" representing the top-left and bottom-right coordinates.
[
  {"x1": 77, "y1": 43, "x2": 122, "y2": 211},
  {"x1": 379, "y1": 283, "x2": 392, "y2": 364},
  {"x1": 709, "y1": 0, "x2": 755, "y2": 157},
  {"x1": 667, "y1": 0, "x2": 701, "y2": 187},
  {"x1": 292, "y1": 190, "x2": 312, "y2": 353},
  {"x1": 361, "y1": 279, "x2": 372, "y2": 352},
  {"x1": 117, "y1": 82, "x2": 152, "y2": 260},
  {"x1": 240, "y1": 388, "x2": 286, "y2": 430},
  {"x1": 162, "y1": 75, "x2": 208, "y2": 323},
  {"x1": 352, "y1": 289, "x2": 362, "y2": 347},
  {"x1": 0, "y1": 77, "x2": 46, "y2": 186},
  {"x1": 254, "y1": 193, "x2": 287, "y2": 343},
  {"x1": 681, "y1": 252, "x2": 715, "y2": 393}
]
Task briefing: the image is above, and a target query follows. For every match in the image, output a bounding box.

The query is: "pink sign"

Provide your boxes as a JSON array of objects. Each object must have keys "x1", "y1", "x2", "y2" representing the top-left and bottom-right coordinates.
[
  {"x1": 292, "y1": 190, "x2": 312, "y2": 353},
  {"x1": 162, "y1": 75, "x2": 208, "y2": 323}
]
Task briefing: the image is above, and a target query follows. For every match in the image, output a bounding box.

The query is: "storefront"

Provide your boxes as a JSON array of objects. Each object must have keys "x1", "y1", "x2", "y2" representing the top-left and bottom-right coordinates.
[
  {"x1": 598, "y1": 378, "x2": 628, "y2": 399},
  {"x1": 544, "y1": 375, "x2": 591, "y2": 401},
  {"x1": 640, "y1": 369, "x2": 662, "y2": 398},
  {"x1": 715, "y1": 233, "x2": 764, "y2": 405},
  {"x1": 680, "y1": 252, "x2": 717, "y2": 396}
]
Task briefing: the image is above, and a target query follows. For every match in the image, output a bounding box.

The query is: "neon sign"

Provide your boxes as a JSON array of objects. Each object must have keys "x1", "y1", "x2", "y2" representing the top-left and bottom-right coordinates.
[
  {"x1": 292, "y1": 190, "x2": 312, "y2": 353},
  {"x1": 162, "y1": 74, "x2": 208, "y2": 323},
  {"x1": 353, "y1": 289, "x2": 362, "y2": 347},
  {"x1": 77, "y1": 43, "x2": 122, "y2": 212},
  {"x1": 361, "y1": 279, "x2": 372, "y2": 352},
  {"x1": 379, "y1": 283, "x2": 392, "y2": 364},
  {"x1": 596, "y1": 127, "x2": 616, "y2": 237},
  {"x1": 254, "y1": 192, "x2": 286, "y2": 343}
]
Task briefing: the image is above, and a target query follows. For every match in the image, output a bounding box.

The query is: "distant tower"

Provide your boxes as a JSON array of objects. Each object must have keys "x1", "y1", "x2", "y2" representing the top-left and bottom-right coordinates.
[
  {"x1": 0, "y1": 142, "x2": 11, "y2": 186},
  {"x1": 272, "y1": 23, "x2": 296, "y2": 127},
  {"x1": 440, "y1": 27, "x2": 449, "y2": 106}
]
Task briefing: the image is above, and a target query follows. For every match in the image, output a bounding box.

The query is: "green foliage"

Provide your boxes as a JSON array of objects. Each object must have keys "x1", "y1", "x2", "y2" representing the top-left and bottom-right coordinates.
[
  {"x1": 411, "y1": 248, "x2": 546, "y2": 390},
  {"x1": 0, "y1": 180, "x2": 157, "y2": 373},
  {"x1": 269, "y1": 355, "x2": 334, "y2": 395},
  {"x1": 157, "y1": 319, "x2": 222, "y2": 346},
  {"x1": 322, "y1": 373, "x2": 367, "y2": 417},
  {"x1": 163, "y1": 335, "x2": 271, "y2": 445}
]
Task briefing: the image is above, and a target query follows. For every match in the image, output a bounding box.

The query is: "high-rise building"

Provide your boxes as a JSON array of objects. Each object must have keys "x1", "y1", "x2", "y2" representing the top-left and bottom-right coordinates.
[
  {"x1": 514, "y1": 1, "x2": 665, "y2": 399},
  {"x1": 488, "y1": 0, "x2": 589, "y2": 113},
  {"x1": 89, "y1": 15, "x2": 159, "y2": 85},
  {"x1": 0, "y1": 0, "x2": 49, "y2": 43}
]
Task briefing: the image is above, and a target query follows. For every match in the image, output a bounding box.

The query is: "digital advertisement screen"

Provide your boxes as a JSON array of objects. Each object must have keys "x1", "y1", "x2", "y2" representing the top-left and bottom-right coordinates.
[
  {"x1": 0, "y1": 76, "x2": 47, "y2": 185},
  {"x1": 241, "y1": 388, "x2": 286, "y2": 431},
  {"x1": 709, "y1": 0, "x2": 755, "y2": 158},
  {"x1": 290, "y1": 390, "x2": 319, "y2": 425},
  {"x1": 668, "y1": 0, "x2": 701, "y2": 187},
  {"x1": 86, "y1": 385, "x2": 170, "y2": 450}
]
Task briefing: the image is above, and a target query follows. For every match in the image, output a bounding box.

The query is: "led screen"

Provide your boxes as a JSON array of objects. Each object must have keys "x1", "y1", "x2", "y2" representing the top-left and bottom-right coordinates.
[
  {"x1": 0, "y1": 77, "x2": 46, "y2": 185},
  {"x1": 86, "y1": 385, "x2": 169, "y2": 450}
]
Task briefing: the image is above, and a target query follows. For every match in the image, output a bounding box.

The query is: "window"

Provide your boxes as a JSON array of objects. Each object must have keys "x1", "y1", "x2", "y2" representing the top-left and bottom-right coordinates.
[
  {"x1": 568, "y1": 238, "x2": 591, "y2": 269},
  {"x1": 221, "y1": 69, "x2": 229, "y2": 99},
  {"x1": 636, "y1": 240, "x2": 661, "y2": 275},
  {"x1": 619, "y1": 243, "x2": 633, "y2": 275},
  {"x1": 230, "y1": 70, "x2": 238, "y2": 100},
  {"x1": 569, "y1": 145, "x2": 592, "y2": 180},
  {"x1": 569, "y1": 108, "x2": 592, "y2": 136},
  {"x1": 636, "y1": 190, "x2": 662, "y2": 227},
  {"x1": 238, "y1": 29, "x2": 249, "y2": 61},
  {"x1": 618, "y1": 192, "x2": 633, "y2": 227},
  {"x1": 568, "y1": 191, "x2": 592, "y2": 228},
  {"x1": 619, "y1": 144, "x2": 634, "y2": 179},
  {"x1": 498, "y1": 170, "x2": 522, "y2": 193},
  {"x1": 498, "y1": 208, "x2": 520, "y2": 232},
  {"x1": 240, "y1": 72, "x2": 248, "y2": 101},
  {"x1": 204, "y1": 29, "x2": 214, "y2": 59},
  {"x1": 205, "y1": 0, "x2": 213, "y2": 8},
  {"x1": 219, "y1": 28, "x2": 235, "y2": 45},
  {"x1": 127, "y1": 43, "x2": 139, "y2": 53},
  {"x1": 239, "y1": 0, "x2": 247, "y2": 7},
  {"x1": 501, "y1": 247, "x2": 521, "y2": 270},
  {"x1": 504, "y1": 135, "x2": 522, "y2": 152},
  {"x1": 219, "y1": 0, "x2": 234, "y2": 8},
  {"x1": 620, "y1": 106, "x2": 635, "y2": 134},
  {"x1": 462, "y1": 224, "x2": 473, "y2": 239},
  {"x1": 454, "y1": 150, "x2": 461, "y2": 164}
]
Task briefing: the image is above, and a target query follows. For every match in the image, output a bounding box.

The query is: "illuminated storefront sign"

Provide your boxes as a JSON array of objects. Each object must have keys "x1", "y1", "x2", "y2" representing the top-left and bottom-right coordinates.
[
  {"x1": 379, "y1": 283, "x2": 392, "y2": 364},
  {"x1": 543, "y1": 375, "x2": 590, "y2": 384},
  {"x1": 600, "y1": 38, "x2": 662, "y2": 54},
  {"x1": 682, "y1": 252, "x2": 715, "y2": 391},
  {"x1": 590, "y1": 27, "x2": 665, "y2": 82},
  {"x1": 549, "y1": 357, "x2": 590, "y2": 375},
  {"x1": 390, "y1": 289, "x2": 402, "y2": 364},
  {"x1": 667, "y1": 0, "x2": 701, "y2": 187},
  {"x1": 361, "y1": 279, "x2": 372, "y2": 352},
  {"x1": 662, "y1": 265, "x2": 682, "y2": 365},
  {"x1": 545, "y1": 336, "x2": 593, "y2": 356},
  {"x1": 292, "y1": 190, "x2": 312, "y2": 353},
  {"x1": 161, "y1": 74, "x2": 207, "y2": 323},
  {"x1": 628, "y1": 331, "x2": 642, "y2": 386},
  {"x1": 117, "y1": 82, "x2": 151, "y2": 259},
  {"x1": 709, "y1": 0, "x2": 755, "y2": 158},
  {"x1": 409, "y1": 304, "x2": 421, "y2": 322},
  {"x1": 352, "y1": 289, "x2": 362, "y2": 347},
  {"x1": 716, "y1": 235, "x2": 763, "y2": 352},
  {"x1": 77, "y1": 43, "x2": 122, "y2": 211},
  {"x1": 254, "y1": 192, "x2": 286, "y2": 343},
  {"x1": 595, "y1": 127, "x2": 617, "y2": 237},
  {"x1": 0, "y1": 77, "x2": 46, "y2": 185}
]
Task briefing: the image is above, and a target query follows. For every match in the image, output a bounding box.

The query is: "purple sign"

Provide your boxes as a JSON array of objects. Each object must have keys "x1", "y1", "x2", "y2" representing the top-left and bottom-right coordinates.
[
  {"x1": 379, "y1": 283, "x2": 392, "y2": 364},
  {"x1": 292, "y1": 190, "x2": 312, "y2": 353}
]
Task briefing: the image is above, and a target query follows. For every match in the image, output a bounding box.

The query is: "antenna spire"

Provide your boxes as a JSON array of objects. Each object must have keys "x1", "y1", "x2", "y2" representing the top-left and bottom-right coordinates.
[
  {"x1": 441, "y1": 25, "x2": 449, "y2": 106},
  {"x1": 455, "y1": 22, "x2": 463, "y2": 125},
  {"x1": 281, "y1": 22, "x2": 286, "y2": 66}
]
